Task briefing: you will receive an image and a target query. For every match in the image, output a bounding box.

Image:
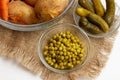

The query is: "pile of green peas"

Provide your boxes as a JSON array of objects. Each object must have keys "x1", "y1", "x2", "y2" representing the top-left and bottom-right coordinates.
[{"x1": 43, "y1": 31, "x2": 85, "y2": 70}]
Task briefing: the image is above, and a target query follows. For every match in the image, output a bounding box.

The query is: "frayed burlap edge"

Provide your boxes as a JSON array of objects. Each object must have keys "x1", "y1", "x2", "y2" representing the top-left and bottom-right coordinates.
[{"x1": 0, "y1": 0, "x2": 119, "y2": 80}]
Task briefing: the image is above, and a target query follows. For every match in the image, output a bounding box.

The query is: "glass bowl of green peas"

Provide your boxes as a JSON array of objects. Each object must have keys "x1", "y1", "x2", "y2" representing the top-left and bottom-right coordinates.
[{"x1": 38, "y1": 23, "x2": 91, "y2": 74}]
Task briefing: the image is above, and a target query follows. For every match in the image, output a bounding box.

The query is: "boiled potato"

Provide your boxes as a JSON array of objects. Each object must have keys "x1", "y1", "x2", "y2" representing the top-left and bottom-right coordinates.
[
  {"x1": 25, "y1": 0, "x2": 38, "y2": 6},
  {"x1": 34, "y1": 0, "x2": 69, "y2": 22},
  {"x1": 8, "y1": 1, "x2": 39, "y2": 24}
]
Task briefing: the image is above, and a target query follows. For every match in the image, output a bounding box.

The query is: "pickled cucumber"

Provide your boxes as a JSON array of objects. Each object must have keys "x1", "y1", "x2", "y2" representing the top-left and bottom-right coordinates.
[
  {"x1": 76, "y1": 8, "x2": 109, "y2": 33},
  {"x1": 78, "y1": 0, "x2": 94, "y2": 13},
  {"x1": 92, "y1": 0, "x2": 104, "y2": 17},
  {"x1": 79, "y1": 17, "x2": 102, "y2": 34},
  {"x1": 76, "y1": 8, "x2": 90, "y2": 17},
  {"x1": 104, "y1": 0, "x2": 115, "y2": 26}
]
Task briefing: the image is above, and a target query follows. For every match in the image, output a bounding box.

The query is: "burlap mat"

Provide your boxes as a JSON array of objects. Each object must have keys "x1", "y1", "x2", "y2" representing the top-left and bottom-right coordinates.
[{"x1": 0, "y1": 0, "x2": 118, "y2": 80}]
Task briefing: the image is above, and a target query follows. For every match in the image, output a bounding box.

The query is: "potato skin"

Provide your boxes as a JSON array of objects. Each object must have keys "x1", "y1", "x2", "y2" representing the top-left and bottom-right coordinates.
[
  {"x1": 8, "y1": 1, "x2": 39, "y2": 24},
  {"x1": 25, "y1": 0, "x2": 38, "y2": 6},
  {"x1": 34, "y1": 0, "x2": 69, "y2": 22}
]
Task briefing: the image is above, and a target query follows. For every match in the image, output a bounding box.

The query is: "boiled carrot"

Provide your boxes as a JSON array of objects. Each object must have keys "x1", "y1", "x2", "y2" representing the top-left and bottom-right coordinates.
[{"x1": 0, "y1": 0, "x2": 9, "y2": 21}]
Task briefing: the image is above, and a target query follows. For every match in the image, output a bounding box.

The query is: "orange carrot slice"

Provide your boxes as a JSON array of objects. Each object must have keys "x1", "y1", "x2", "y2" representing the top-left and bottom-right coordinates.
[{"x1": 0, "y1": 0, "x2": 9, "y2": 21}]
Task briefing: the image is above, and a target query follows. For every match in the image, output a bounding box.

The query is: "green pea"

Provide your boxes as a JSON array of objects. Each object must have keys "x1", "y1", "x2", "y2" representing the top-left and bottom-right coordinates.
[
  {"x1": 68, "y1": 63, "x2": 72, "y2": 67},
  {"x1": 66, "y1": 43, "x2": 70, "y2": 47},
  {"x1": 62, "y1": 33, "x2": 66, "y2": 37},
  {"x1": 60, "y1": 51, "x2": 63, "y2": 55},
  {"x1": 76, "y1": 57, "x2": 80, "y2": 60},
  {"x1": 63, "y1": 52, "x2": 67, "y2": 56},
  {"x1": 55, "y1": 34, "x2": 59, "y2": 37},
  {"x1": 63, "y1": 48, "x2": 67, "y2": 52},
  {"x1": 61, "y1": 56, "x2": 64, "y2": 60},
  {"x1": 77, "y1": 49, "x2": 81, "y2": 53},
  {"x1": 69, "y1": 55, "x2": 72, "y2": 58},
  {"x1": 48, "y1": 60, "x2": 52, "y2": 64},
  {"x1": 70, "y1": 65, "x2": 74, "y2": 68},
  {"x1": 50, "y1": 62, "x2": 54, "y2": 66},
  {"x1": 72, "y1": 57, "x2": 76, "y2": 61},
  {"x1": 69, "y1": 58, "x2": 72, "y2": 62},
  {"x1": 57, "y1": 55, "x2": 61, "y2": 59},
  {"x1": 43, "y1": 51, "x2": 48, "y2": 56},
  {"x1": 60, "y1": 32, "x2": 64, "y2": 35},
  {"x1": 66, "y1": 31, "x2": 71, "y2": 35},
  {"x1": 44, "y1": 46, "x2": 49, "y2": 50},
  {"x1": 80, "y1": 49, "x2": 84, "y2": 53},
  {"x1": 71, "y1": 37, "x2": 75, "y2": 41},
  {"x1": 67, "y1": 35, "x2": 71, "y2": 39},
  {"x1": 59, "y1": 62, "x2": 64, "y2": 66},
  {"x1": 81, "y1": 44, "x2": 84, "y2": 48},
  {"x1": 59, "y1": 47, "x2": 62, "y2": 51},
  {"x1": 49, "y1": 43, "x2": 54, "y2": 47},
  {"x1": 57, "y1": 41, "x2": 61, "y2": 45},
  {"x1": 54, "y1": 47, "x2": 58, "y2": 50},
  {"x1": 54, "y1": 64, "x2": 58, "y2": 69},
  {"x1": 74, "y1": 52, "x2": 78, "y2": 55},
  {"x1": 63, "y1": 62, "x2": 67, "y2": 66},
  {"x1": 73, "y1": 61, "x2": 77, "y2": 65},
  {"x1": 51, "y1": 47, "x2": 55, "y2": 51},
  {"x1": 67, "y1": 39, "x2": 71, "y2": 42},
  {"x1": 76, "y1": 61, "x2": 81, "y2": 65},
  {"x1": 53, "y1": 40, "x2": 56, "y2": 44},
  {"x1": 62, "y1": 39, "x2": 67, "y2": 43},
  {"x1": 79, "y1": 54, "x2": 84, "y2": 57},
  {"x1": 45, "y1": 57, "x2": 49, "y2": 61},
  {"x1": 67, "y1": 52, "x2": 70, "y2": 55},
  {"x1": 59, "y1": 38, "x2": 62, "y2": 42},
  {"x1": 61, "y1": 66, "x2": 65, "y2": 70},
  {"x1": 65, "y1": 56, "x2": 69, "y2": 60},
  {"x1": 52, "y1": 59, "x2": 56, "y2": 63},
  {"x1": 70, "y1": 48, "x2": 74, "y2": 52},
  {"x1": 81, "y1": 57, "x2": 84, "y2": 61},
  {"x1": 53, "y1": 35, "x2": 57, "y2": 39},
  {"x1": 52, "y1": 53, "x2": 56, "y2": 57},
  {"x1": 60, "y1": 43, "x2": 64, "y2": 47},
  {"x1": 58, "y1": 35, "x2": 62, "y2": 39}
]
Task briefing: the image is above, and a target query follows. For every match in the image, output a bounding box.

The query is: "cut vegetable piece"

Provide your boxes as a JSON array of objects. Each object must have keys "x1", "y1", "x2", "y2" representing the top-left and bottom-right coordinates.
[
  {"x1": 34, "y1": 0, "x2": 69, "y2": 22},
  {"x1": 8, "y1": 1, "x2": 40, "y2": 24},
  {"x1": 0, "y1": 0, "x2": 9, "y2": 21},
  {"x1": 25, "y1": 0, "x2": 37, "y2": 6}
]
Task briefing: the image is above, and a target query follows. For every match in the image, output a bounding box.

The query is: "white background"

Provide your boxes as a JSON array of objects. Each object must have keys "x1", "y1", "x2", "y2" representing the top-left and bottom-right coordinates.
[{"x1": 0, "y1": 0, "x2": 120, "y2": 80}]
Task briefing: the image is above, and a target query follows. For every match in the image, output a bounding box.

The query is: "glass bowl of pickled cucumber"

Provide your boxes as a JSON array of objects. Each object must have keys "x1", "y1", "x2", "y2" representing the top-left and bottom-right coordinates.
[
  {"x1": 73, "y1": 0, "x2": 120, "y2": 38},
  {"x1": 38, "y1": 23, "x2": 91, "y2": 73}
]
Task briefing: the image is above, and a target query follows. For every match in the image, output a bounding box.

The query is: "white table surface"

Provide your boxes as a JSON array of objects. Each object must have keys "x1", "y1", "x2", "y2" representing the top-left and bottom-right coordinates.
[{"x1": 0, "y1": 0, "x2": 120, "y2": 80}]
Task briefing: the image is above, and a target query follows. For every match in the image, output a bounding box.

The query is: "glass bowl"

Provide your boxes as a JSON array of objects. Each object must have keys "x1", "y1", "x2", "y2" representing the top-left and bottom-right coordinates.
[
  {"x1": 38, "y1": 23, "x2": 91, "y2": 74},
  {"x1": 0, "y1": 0, "x2": 74, "y2": 31},
  {"x1": 73, "y1": 3, "x2": 120, "y2": 38}
]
